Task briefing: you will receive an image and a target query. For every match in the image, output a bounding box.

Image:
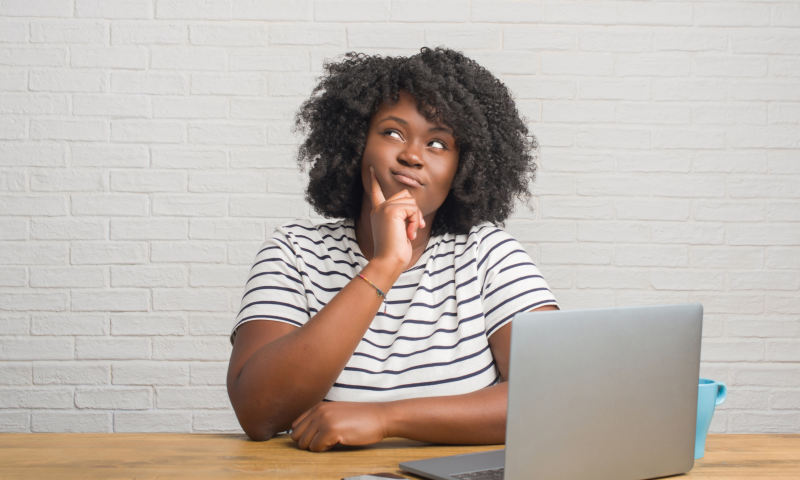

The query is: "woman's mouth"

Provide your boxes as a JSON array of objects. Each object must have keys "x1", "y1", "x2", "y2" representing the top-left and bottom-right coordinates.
[{"x1": 391, "y1": 170, "x2": 423, "y2": 188}]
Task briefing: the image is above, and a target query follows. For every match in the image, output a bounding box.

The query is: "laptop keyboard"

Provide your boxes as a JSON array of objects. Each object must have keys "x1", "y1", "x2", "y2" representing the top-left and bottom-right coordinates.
[{"x1": 451, "y1": 467, "x2": 504, "y2": 480}]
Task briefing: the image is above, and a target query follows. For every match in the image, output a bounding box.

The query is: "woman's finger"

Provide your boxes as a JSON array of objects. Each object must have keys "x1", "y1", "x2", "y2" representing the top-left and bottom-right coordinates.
[{"x1": 369, "y1": 166, "x2": 386, "y2": 208}]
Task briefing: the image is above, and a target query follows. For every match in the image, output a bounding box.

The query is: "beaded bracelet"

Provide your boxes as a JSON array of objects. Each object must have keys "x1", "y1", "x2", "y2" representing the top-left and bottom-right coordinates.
[{"x1": 357, "y1": 273, "x2": 387, "y2": 313}]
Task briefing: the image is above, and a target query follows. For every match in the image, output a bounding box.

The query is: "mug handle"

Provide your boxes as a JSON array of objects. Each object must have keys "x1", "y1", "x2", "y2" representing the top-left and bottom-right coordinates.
[{"x1": 715, "y1": 382, "x2": 727, "y2": 406}]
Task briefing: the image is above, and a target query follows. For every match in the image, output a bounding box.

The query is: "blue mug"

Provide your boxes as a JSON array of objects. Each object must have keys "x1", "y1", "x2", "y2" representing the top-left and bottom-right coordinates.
[{"x1": 695, "y1": 378, "x2": 727, "y2": 459}]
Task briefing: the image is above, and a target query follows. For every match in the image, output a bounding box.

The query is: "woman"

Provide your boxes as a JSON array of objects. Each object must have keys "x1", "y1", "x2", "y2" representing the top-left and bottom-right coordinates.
[{"x1": 227, "y1": 47, "x2": 558, "y2": 451}]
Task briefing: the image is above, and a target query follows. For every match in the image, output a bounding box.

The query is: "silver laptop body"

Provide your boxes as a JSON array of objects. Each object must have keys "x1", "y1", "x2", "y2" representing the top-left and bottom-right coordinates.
[{"x1": 400, "y1": 304, "x2": 703, "y2": 480}]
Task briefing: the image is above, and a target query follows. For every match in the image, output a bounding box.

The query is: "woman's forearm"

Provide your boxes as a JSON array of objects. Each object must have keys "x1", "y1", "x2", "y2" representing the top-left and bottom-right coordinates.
[
  {"x1": 229, "y1": 258, "x2": 403, "y2": 440},
  {"x1": 384, "y1": 382, "x2": 508, "y2": 444}
]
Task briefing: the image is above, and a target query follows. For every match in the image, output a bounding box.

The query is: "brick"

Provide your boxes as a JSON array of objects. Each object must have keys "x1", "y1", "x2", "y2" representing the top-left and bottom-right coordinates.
[
  {"x1": 191, "y1": 73, "x2": 266, "y2": 95},
  {"x1": 30, "y1": 119, "x2": 108, "y2": 141},
  {"x1": 692, "y1": 294, "x2": 764, "y2": 315},
  {"x1": 347, "y1": 25, "x2": 424, "y2": 48},
  {"x1": 71, "y1": 241, "x2": 148, "y2": 265},
  {"x1": 695, "y1": 4, "x2": 769, "y2": 26},
  {"x1": 540, "y1": 243, "x2": 612, "y2": 265},
  {"x1": 542, "y1": 3, "x2": 616, "y2": 25},
  {"x1": 651, "y1": 222, "x2": 725, "y2": 244},
  {"x1": 0, "y1": 194, "x2": 66, "y2": 216},
  {"x1": 190, "y1": 24, "x2": 266, "y2": 46},
  {"x1": 728, "y1": 317, "x2": 800, "y2": 338},
  {"x1": 151, "y1": 241, "x2": 227, "y2": 263},
  {"x1": 110, "y1": 313, "x2": 185, "y2": 337},
  {"x1": 576, "y1": 127, "x2": 649, "y2": 149},
  {"x1": 0, "y1": 412, "x2": 29, "y2": 432},
  {"x1": 766, "y1": 247, "x2": 800, "y2": 270},
  {"x1": 30, "y1": 169, "x2": 105, "y2": 192},
  {"x1": 152, "y1": 336, "x2": 230, "y2": 360},
  {"x1": 0, "y1": 47, "x2": 65, "y2": 66},
  {"x1": 540, "y1": 197, "x2": 613, "y2": 220},
  {"x1": 155, "y1": 0, "x2": 231, "y2": 19},
  {"x1": 71, "y1": 46, "x2": 148, "y2": 69},
  {"x1": 229, "y1": 194, "x2": 309, "y2": 218},
  {"x1": 768, "y1": 294, "x2": 800, "y2": 315},
  {"x1": 0, "y1": 20, "x2": 27, "y2": 41},
  {"x1": 24, "y1": 220, "x2": 96, "y2": 251},
  {"x1": 577, "y1": 221, "x2": 650, "y2": 243},
  {"x1": 32, "y1": 412, "x2": 111, "y2": 433},
  {"x1": 112, "y1": 361, "x2": 189, "y2": 385},
  {"x1": 579, "y1": 31, "x2": 650, "y2": 52},
  {"x1": 70, "y1": 144, "x2": 149, "y2": 168},
  {"x1": 690, "y1": 246, "x2": 763, "y2": 269},
  {"x1": 615, "y1": 199, "x2": 690, "y2": 221},
  {"x1": 153, "y1": 96, "x2": 228, "y2": 119},
  {"x1": 189, "y1": 171, "x2": 267, "y2": 193},
  {"x1": 769, "y1": 103, "x2": 800, "y2": 125},
  {"x1": 767, "y1": 201, "x2": 800, "y2": 222},
  {"x1": 729, "y1": 176, "x2": 800, "y2": 199},
  {"x1": 314, "y1": 0, "x2": 389, "y2": 22},
  {"x1": 111, "y1": 266, "x2": 186, "y2": 288},
  {"x1": 0, "y1": 218, "x2": 26, "y2": 240},
  {"x1": 190, "y1": 362, "x2": 227, "y2": 386},
  {"x1": 424, "y1": 26, "x2": 501, "y2": 50},
  {"x1": 188, "y1": 219, "x2": 263, "y2": 241},
  {"x1": 506, "y1": 220, "x2": 575, "y2": 244},
  {"x1": 230, "y1": 97, "x2": 300, "y2": 120},
  {"x1": 115, "y1": 411, "x2": 192, "y2": 432},
  {"x1": 151, "y1": 147, "x2": 227, "y2": 169},
  {"x1": 615, "y1": 245, "x2": 688, "y2": 267},
  {"x1": 654, "y1": 30, "x2": 727, "y2": 52},
  {"x1": 151, "y1": 47, "x2": 227, "y2": 71},
  {"x1": 730, "y1": 81, "x2": 800, "y2": 101},
  {"x1": 0, "y1": 117, "x2": 25, "y2": 139},
  {"x1": 30, "y1": 267, "x2": 106, "y2": 288},
  {"x1": 766, "y1": 341, "x2": 800, "y2": 361},
  {"x1": 0, "y1": 143, "x2": 65, "y2": 167},
  {"x1": 110, "y1": 170, "x2": 186, "y2": 193},
  {"x1": 33, "y1": 362, "x2": 109, "y2": 385},
  {"x1": 650, "y1": 270, "x2": 725, "y2": 291},
  {"x1": 152, "y1": 288, "x2": 229, "y2": 312},
  {"x1": 71, "y1": 289, "x2": 149, "y2": 312},
  {"x1": 73, "y1": 94, "x2": 150, "y2": 117},
  {"x1": 230, "y1": 48, "x2": 309, "y2": 71},
  {"x1": 732, "y1": 32, "x2": 800, "y2": 55},
  {"x1": 156, "y1": 386, "x2": 229, "y2": 408},
  {"x1": 579, "y1": 78, "x2": 649, "y2": 100},
  {"x1": 72, "y1": 194, "x2": 148, "y2": 216},
  {"x1": 112, "y1": 22, "x2": 186, "y2": 44},
  {"x1": 391, "y1": 0, "x2": 468, "y2": 21},
  {"x1": 723, "y1": 388, "x2": 770, "y2": 410},
  {"x1": 193, "y1": 410, "x2": 240, "y2": 432},
  {"x1": 190, "y1": 313, "x2": 236, "y2": 335},
  {"x1": 501, "y1": 27, "x2": 574, "y2": 51},
  {"x1": 692, "y1": 152, "x2": 768, "y2": 174},
  {"x1": 230, "y1": 147, "x2": 294, "y2": 169},
  {"x1": 233, "y1": 0, "x2": 310, "y2": 20},
  {"x1": 542, "y1": 52, "x2": 613, "y2": 76},
  {"x1": 616, "y1": 103, "x2": 690, "y2": 125},
  {"x1": 188, "y1": 123, "x2": 266, "y2": 146},
  {"x1": 701, "y1": 339, "x2": 764, "y2": 362},
  {"x1": 0, "y1": 93, "x2": 69, "y2": 115},
  {"x1": 653, "y1": 79, "x2": 727, "y2": 101},
  {"x1": 727, "y1": 224, "x2": 800, "y2": 246},
  {"x1": 0, "y1": 0, "x2": 70, "y2": 16},
  {"x1": 111, "y1": 72, "x2": 187, "y2": 95},
  {"x1": 771, "y1": 390, "x2": 800, "y2": 409},
  {"x1": 542, "y1": 101, "x2": 614, "y2": 123},
  {"x1": 151, "y1": 194, "x2": 227, "y2": 217},
  {"x1": 729, "y1": 412, "x2": 800, "y2": 433},
  {"x1": 695, "y1": 55, "x2": 769, "y2": 78},
  {"x1": 270, "y1": 24, "x2": 344, "y2": 46},
  {"x1": 0, "y1": 70, "x2": 27, "y2": 91},
  {"x1": 76, "y1": 387, "x2": 152, "y2": 409},
  {"x1": 76, "y1": 0, "x2": 153, "y2": 19},
  {"x1": 0, "y1": 170, "x2": 26, "y2": 192},
  {"x1": 0, "y1": 388, "x2": 73, "y2": 408},
  {"x1": 0, "y1": 293, "x2": 68, "y2": 312},
  {"x1": 112, "y1": 120, "x2": 185, "y2": 144},
  {"x1": 0, "y1": 363, "x2": 31, "y2": 385},
  {"x1": 31, "y1": 312, "x2": 107, "y2": 336},
  {"x1": 0, "y1": 242, "x2": 67, "y2": 265},
  {"x1": 653, "y1": 128, "x2": 726, "y2": 149},
  {"x1": 190, "y1": 265, "x2": 246, "y2": 287},
  {"x1": 76, "y1": 337, "x2": 150, "y2": 360},
  {"x1": 736, "y1": 364, "x2": 800, "y2": 387},
  {"x1": 0, "y1": 315, "x2": 28, "y2": 335},
  {"x1": 573, "y1": 267, "x2": 649, "y2": 289}
]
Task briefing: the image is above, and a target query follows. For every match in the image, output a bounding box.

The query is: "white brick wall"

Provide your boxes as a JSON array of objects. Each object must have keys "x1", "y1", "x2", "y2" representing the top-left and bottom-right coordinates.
[{"x1": 1, "y1": 0, "x2": 798, "y2": 435}]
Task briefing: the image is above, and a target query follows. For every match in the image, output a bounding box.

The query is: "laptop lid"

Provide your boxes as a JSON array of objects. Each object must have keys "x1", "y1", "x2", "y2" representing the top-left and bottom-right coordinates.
[{"x1": 400, "y1": 304, "x2": 703, "y2": 480}]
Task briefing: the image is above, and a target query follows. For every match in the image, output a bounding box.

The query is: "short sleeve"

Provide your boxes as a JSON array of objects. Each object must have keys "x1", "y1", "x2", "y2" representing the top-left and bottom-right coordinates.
[
  {"x1": 230, "y1": 226, "x2": 310, "y2": 344},
  {"x1": 477, "y1": 226, "x2": 558, "y2": 337}
]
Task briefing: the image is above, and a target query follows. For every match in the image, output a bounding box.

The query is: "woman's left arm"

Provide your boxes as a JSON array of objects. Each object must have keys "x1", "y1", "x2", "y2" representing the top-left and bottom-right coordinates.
[{"x1": 290, "y1": 304, "x2": 558, "y2": 451}]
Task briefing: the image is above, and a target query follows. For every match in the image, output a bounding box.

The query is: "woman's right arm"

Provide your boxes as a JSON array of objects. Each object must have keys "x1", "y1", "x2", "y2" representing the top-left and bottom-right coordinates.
[{"x1": 226, "y1": 256, "x2": 402, "y2": 441}]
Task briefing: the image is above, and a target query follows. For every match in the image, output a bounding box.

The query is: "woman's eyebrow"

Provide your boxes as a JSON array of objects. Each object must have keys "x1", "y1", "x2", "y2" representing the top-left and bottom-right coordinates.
[{"x1": 377, "y1": 116, "x2": 453, "y2": 135}]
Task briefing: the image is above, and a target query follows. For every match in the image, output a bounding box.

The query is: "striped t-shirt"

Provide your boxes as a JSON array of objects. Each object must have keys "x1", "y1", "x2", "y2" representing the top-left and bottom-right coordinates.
[{"x1": 231, "y1": 219, "x2": 557, "y2": 402}]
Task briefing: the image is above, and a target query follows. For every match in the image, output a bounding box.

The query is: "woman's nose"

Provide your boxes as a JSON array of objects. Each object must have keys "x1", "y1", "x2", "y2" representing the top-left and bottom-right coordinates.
[{"x1": 397, "y1": 143, "x2": 423, "y2": 167}]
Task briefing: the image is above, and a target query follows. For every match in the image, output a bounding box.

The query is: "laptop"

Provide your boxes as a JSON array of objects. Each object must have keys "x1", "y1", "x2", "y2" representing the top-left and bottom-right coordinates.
[{"x1": 400, "y1": 304, "x2": 703, "y2": 480}]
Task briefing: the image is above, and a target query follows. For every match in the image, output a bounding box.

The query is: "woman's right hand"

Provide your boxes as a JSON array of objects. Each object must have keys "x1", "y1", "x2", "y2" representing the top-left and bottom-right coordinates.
[{"x1": 368, "y1": 166, "x2": 425, "y2": 272}]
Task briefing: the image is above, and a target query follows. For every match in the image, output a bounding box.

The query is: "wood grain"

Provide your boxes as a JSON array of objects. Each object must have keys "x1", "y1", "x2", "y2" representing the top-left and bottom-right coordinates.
[{"x1": 0, "y1": 433, "x2": 797, "y2": 479}]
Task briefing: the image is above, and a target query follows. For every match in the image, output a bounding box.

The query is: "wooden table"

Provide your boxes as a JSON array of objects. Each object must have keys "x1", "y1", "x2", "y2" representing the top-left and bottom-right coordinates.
[{"x1": 0, "y1": 433, "x2": 798, "y2": 479}]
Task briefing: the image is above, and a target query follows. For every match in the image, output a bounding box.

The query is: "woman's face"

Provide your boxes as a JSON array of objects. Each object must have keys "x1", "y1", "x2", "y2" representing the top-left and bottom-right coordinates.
[{"x1": 361, "y1": 91, "x2": 459, "y2": 220}]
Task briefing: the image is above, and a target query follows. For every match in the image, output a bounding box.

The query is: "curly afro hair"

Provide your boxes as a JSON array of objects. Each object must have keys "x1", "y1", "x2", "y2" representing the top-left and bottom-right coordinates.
[{"x1": 295, "y1": 47, "x2": 538, "y2": 235}]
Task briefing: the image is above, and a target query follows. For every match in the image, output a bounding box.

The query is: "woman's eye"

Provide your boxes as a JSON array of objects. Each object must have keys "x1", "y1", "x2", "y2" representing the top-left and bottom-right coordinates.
[
  {"x1": 429, "y1": 139, "x2": 447, "y2": 150},
  {"x1": 384, "y1": 129, "x2": 402, "y2": 140}
]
